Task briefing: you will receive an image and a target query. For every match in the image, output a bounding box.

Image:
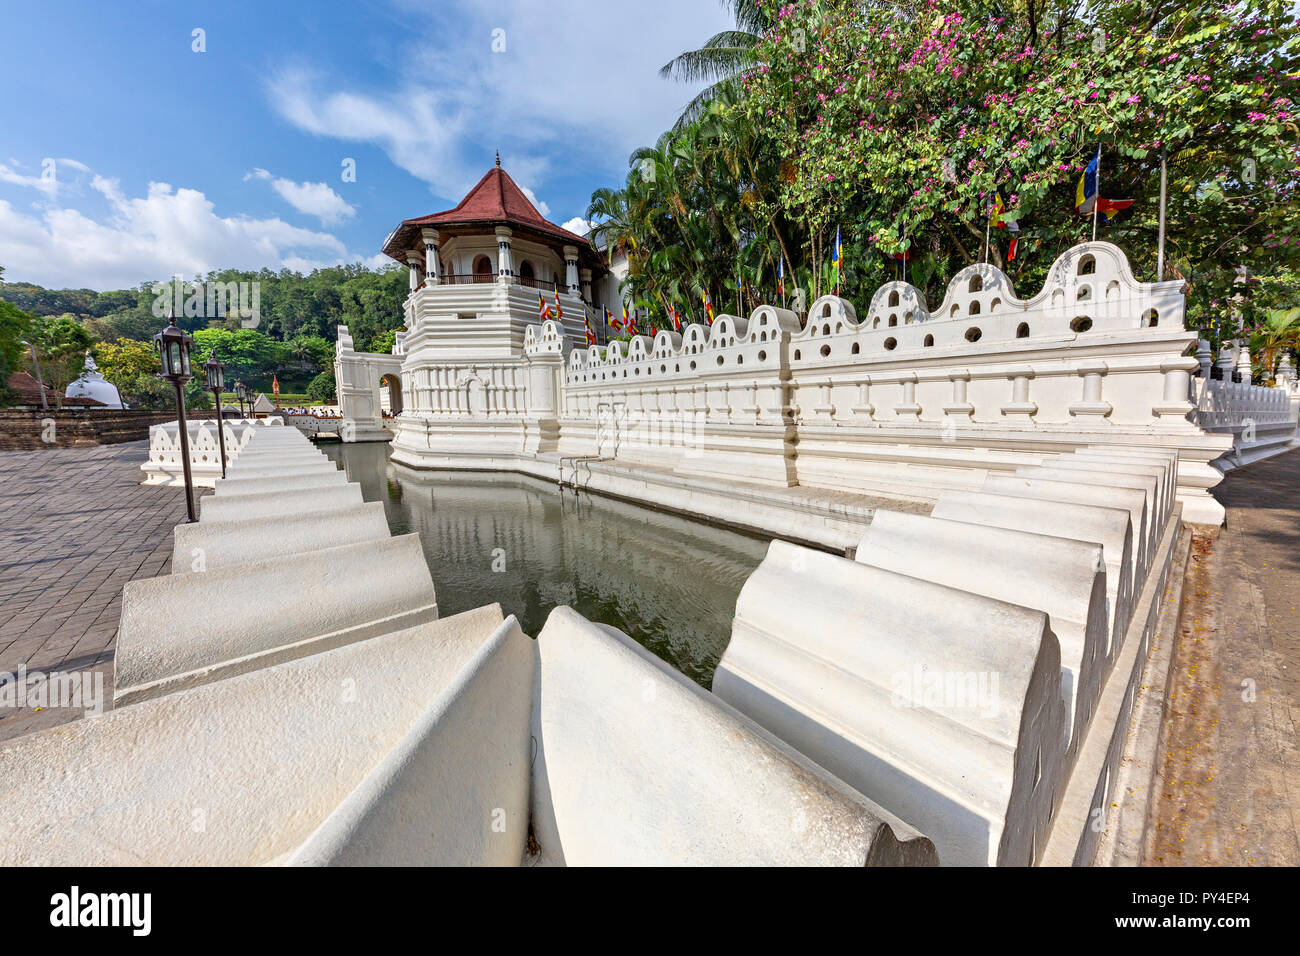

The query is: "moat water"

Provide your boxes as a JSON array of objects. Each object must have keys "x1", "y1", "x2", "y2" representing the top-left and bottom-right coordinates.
[{"x1": 321, "y1": 442, "x2": 770, "y2": 687}]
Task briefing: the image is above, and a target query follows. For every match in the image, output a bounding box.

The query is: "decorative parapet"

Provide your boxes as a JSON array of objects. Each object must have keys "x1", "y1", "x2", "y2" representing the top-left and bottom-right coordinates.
[
  {"x1": 140, "y1": 418, "x2": 267, "y2": 487},
  {"x1": 542, "y1": 242, "x2": 1197, "y2": 429}
]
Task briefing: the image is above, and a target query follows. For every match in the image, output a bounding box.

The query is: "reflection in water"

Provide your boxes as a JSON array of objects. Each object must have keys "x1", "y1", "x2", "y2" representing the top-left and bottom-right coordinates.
[{"x1": 321, "y1": 442, "x2": 770, "y2": 686}]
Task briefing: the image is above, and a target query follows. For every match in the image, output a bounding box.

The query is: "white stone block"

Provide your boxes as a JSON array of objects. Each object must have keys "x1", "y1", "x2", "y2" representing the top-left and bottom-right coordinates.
[
  {"x1": 983, "y1": 474, "x2": 1149, "y2": 583},
  {"x1": 713, "y1": 541, "x2": 1065, "y2": 866},
  {"x1": 856, "y1": 510, "x2": 1108, "y2": 771},
  {"x1": 199, "y1": 483, "x2": 364, "y2": 522},
  {"x1": 171, "y1": 501, "x2": 392, "y2": 572},
  {"x1": 531, "y1": 606, "x2": 939, "y2": 866},
  {"x1": 219, "y1": 463, "x2": 341, "y2": 481},
  {"x1": 931, "y1": 491, "x2": 1133, "y2": 662},
  {"x1": 0, "y1": 605, "x2": 529, "y2": 865},
  {"x1": 1071, "y1": 449, "x2": 1177, "y2": 517},
  {"x1": 1017, "y1": 463, "x2": 1163, "y2": 556},
  {"x1": 114, "y1": 533, "x2": 438, "y2": 705},
  {"x1": 213, "y1": 471, "x2": 348, "y2": 496}
]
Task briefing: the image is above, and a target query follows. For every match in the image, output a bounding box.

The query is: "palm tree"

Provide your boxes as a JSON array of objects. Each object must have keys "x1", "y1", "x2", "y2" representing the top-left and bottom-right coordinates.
[{"x1": 658, "y1": 0, "x2": 773, "y2": 131}]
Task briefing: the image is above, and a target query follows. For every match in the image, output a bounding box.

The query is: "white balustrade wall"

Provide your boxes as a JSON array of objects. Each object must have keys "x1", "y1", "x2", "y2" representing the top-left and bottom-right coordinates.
[{"x1": 335, "y1": 241, "x2": 1295, "y2": 525}]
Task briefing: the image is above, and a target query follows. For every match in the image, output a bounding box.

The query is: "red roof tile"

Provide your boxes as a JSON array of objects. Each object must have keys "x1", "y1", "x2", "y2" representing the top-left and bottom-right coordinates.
[{"x1": 382, "y1": 163, "x2": 600, "y2": 269}]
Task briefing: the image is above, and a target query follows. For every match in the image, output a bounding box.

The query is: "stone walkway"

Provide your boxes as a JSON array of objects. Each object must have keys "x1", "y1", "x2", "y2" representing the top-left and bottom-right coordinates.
[
  {"x1": 1147, "y1": 447, "x2": 1300, "y2": 865},
  {"x1": 0, "y1": 441, "x2": 202, "y2": 742}
]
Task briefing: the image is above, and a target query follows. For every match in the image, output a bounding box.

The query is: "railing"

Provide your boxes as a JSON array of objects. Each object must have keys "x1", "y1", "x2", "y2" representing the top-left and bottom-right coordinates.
[{"x1": 435, "y1": 273, "x2": 559, "y2": 292}]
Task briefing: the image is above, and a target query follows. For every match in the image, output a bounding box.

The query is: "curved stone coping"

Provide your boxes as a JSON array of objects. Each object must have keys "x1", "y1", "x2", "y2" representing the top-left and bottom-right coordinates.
[
  {"x1": 932, "y1": 491, "x2": 1133, "y2": 662},
  {"x1": 114, "y1": 533, "x2": 438, "y2": 705},
  {"x1": 287, "y1": 611, "x2": 534, "y2": 866},
  {"x1": 231, "y1": 449, "x2": 325, "y2": 464},
  {"x1": 220, "y1": 462, "x2": 342, "y2": 481},
  {"x1": 1060, "y1": 454, "x2": 1170, "y2": 521},
  {"x1": 531, "y1": 606, "x2": 938, "y2": 866},
  {"x1": 213, "y1": 470, "x2": 348, "y2": 496},
  {"x1": 1071, "y1": 449, "x2": 1177, "y2": 513},
  {"x1": 856, "y1": 510, "x2": 1109, "y2": 772},
  {"x1": 172, "y1": 501, "x2": 391, "y2": 573},
  {"x1": 199, "y1": 483, "x2": 364, "y2": 523},
  {"x1": 1018, "y1": 464, "x2": 1163, "y2": 554},
  {"x1": 713, "y1": 541, "x2": 1064, "y2": 866},
  {"x1": 0, "y1": 605, "x2": 513, "y2": 865},
  {"x1": 983, "y1": 474, "x2": 1149, "y2": 583}
]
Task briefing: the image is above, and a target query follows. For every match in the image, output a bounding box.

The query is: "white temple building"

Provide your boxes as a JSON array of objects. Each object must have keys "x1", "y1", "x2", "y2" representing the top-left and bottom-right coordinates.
[
  {"x1": 64, "y1": 350, "x2": 126, "y2": 408},
  {"x1": 329, "y1": 161, "x2": 1300, "y2": 529}
]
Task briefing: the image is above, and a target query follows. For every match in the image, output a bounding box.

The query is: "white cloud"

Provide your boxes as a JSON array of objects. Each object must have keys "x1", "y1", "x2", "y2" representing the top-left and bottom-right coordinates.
[
  {"x1": 0, "y1": 157, "x2": 91, "y2": 199},
  {"x1": 265, "y1": 0, "x2": 732, "y2": 208},
  {"x1": 245, "y1": 167, "x2": 356, "y2": 225},
  {"x1": 560, "y1": 217, "x2": 593, "y2": 236},
  {"x1": 0, "y1": 175, "x2": 364, "y2": 290}
]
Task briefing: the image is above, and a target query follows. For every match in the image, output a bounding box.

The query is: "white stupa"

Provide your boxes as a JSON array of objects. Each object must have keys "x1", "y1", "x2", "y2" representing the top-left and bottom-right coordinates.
[{"x1": 64, "y1": 351, "x2": 126, "y2": 408}]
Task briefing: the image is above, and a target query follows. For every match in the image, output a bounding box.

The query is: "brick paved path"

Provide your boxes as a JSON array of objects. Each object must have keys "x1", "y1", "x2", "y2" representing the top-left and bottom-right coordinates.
[
  {"x1": 1148, "y1": 447, "x2": 1300, "y2": 865},
  {"x1": 0, "y1": 440, "x2": 202, "y2": 741}
]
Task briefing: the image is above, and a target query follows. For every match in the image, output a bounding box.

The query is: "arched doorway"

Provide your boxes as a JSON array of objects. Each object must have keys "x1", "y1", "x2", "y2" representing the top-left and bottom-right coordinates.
[
  {"x1": 380, "y1": 373, "x2": 403, "y2": 415},
  {"x1": 473, "y1": 255, "x2": 493, "y2": 282},
  {"x1": 518, "y1": 260, "x2": 535, "y2": 286}
]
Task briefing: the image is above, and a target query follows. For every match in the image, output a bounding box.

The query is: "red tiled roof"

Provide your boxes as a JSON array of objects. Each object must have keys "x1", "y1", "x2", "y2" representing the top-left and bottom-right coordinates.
[
  {"x1": 382, "y1": 163, "x2": 600, "y2": 268},
  {"x1": 5, "y1": 371, "x2": 104, "y2": 406}
]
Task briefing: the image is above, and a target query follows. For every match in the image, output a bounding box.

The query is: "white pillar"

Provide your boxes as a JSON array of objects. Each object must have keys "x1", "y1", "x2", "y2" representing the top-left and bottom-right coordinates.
[
  {"x1": 1195, "y1": 338, "x2": 1212, "y2": 378},
  {"x1": 1236, "y1": 342, "x2": 1254, "y2": 384},
  {"x1": 406, "y1": 252, "x2": 422, "y2": 292},
  {"x1": 496, "y1": 226, "x2": 514, "y2": 282},
  {"x1": 579, "y1": 267, "x2": 592, "y2": 303},
  {"x1": 1216, "y1": 340, "x2": 1236, "y2": 379},
  {"x1": 421, "y1": 227, "x2": 440, "y2": 285},
  {"x1": 564, "y1": 245, "x2": 580, "y2": 295}
]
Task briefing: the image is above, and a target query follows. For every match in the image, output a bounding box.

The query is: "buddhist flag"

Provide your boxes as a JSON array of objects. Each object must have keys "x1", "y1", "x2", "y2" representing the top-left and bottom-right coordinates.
[
  {"x1": 538, "y1": 293, "x2": 551, "y2": 321},
  {"x1": 669, "y1": 303, "x2": 682, "y2": 331},
  {"x1": 623, "y1": 302, "x2": 635, "y2": 335},
  {"x1": 831, "y1": 225, "x2": 843, "y2": 291},
  {"x1": 1076, "y1": 147, "x2": 1134, "y2": 222},
  {"x1": 703, "y1": 290, "x2": 715, "y2": 324},
  {"x1": 991, "y1": 193, "x2": 1019, "y2": 232},
  {"x1": 584, "y1": 315, "x2": 596, "y2": 346},
  {"x1": 553, "y1": 289, "x2": 564, "y2": 322},
  {"x1": 603, "y1": 305, "x2": 615, "y2": 332},
  {"x1": 1075, "y1": 147, "x2": 1102, "y2": 215},
  {"x1": 777, "y1": 256, "x2": 785, "y2": 300}
]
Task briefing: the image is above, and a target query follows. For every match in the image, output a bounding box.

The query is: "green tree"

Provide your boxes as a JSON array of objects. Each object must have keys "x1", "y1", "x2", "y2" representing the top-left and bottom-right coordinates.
[
  {"x1": 26, "y1": 314, "x2": 94, "y2": 406},
  {"x1": 0, "y1": 298, "x2": 33, "y2": 406},
  {"x1": 306, "y1": 370, "x2": 336, "y2": 404}
]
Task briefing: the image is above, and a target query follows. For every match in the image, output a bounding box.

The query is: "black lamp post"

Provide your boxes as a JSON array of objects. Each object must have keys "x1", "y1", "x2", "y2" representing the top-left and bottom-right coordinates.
[
  {"x1": 154, "y1": 316, "x2": 198, "y2": 523},
  {"x1": 204, "y1": 354, "x2": 228, "y2": 478},
  {"x1": 234, "y1": 380, "x2": 247, "y2": 419}
]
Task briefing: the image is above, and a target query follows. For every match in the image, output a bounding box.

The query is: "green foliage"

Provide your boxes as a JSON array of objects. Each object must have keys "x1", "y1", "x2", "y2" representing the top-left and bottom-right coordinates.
[
  {"x1": 0, "y1": 261, "x2": 406, "y2": 377},
  {"x1": 591, "y1": 0, "x2": 1300, "y2": 339},
  {"x1": 24, "y1": 313, "x2": 94, "y2": 406},
  {"x1": 0, "y1": 299, "x2": 33, "y2": 405},
  {"x1": 367, "y1": 328, "x2": 398, "y2": 355},
  {"x1": 742, "y1": 0, "x2": 1300, "y2": 330},
  {"x1": 306, "y1": 370, "x2": 336, "y2": 403}
]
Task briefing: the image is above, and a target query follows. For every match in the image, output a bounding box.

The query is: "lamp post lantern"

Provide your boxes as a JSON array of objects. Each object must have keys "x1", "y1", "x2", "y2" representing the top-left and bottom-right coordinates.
[
  {"x1": 204, "y1": 354, "x2": 228, "y2": 478},
  {"x1": 235, "y1": 380, "x2": 247, "y2": 419},
  {"x1": 154, "y1": 316, "x2": 198, "y2": 523}
]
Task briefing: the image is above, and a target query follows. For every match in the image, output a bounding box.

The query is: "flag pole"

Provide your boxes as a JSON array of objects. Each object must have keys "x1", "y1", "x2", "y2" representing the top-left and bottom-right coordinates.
[
  {"x1": 1092, "y1": 146, "x2": 1101, "y2": 242},
  {"x1": 1156, "y1": 146, "x2": 1167, "y2": 280},
  {"x1": 984, "y1": 208, "x2": 991, "y2": 265}
]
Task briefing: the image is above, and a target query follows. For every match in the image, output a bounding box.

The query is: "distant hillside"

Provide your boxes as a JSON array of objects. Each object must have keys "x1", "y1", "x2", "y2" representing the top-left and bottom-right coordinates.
[{"x1": 0, "y1": 262, "x2": 409, "y2": 351}]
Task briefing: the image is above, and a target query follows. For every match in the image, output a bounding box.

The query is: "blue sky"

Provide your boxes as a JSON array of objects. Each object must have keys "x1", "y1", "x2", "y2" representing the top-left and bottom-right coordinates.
[{"x1": 0, "y1": 0, "x2": 731, "y2": 290}]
